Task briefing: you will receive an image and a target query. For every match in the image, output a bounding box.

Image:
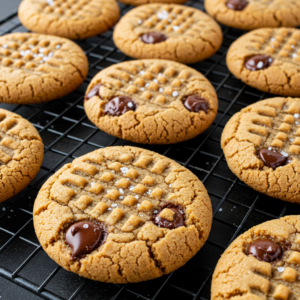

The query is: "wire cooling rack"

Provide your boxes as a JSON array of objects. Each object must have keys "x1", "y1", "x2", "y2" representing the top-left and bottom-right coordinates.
[{"x1": 1, "y1": 0, "x2": 300, "y2": 299}]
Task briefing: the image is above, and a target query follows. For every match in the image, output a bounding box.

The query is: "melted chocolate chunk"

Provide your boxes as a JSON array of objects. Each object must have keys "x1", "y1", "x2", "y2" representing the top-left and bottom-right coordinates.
[
  {"x1": 65, "y1": 221, "x2": 103, "y2": 260},
  {"x1": 104, "y1": 96, "x2": 136, "y2": 116},
  {"x1": 183, "y1": 95, "x2": 208, "y2": 113},
  {"x1": 226, "y1": 0, "x2": 248, "y2": 11},
  {"x1": 152, "y1": 203, "x2": 185, "y2": 229},
  {"x1": 259, "y1": 149, "x2": 288, "y2": 169},
  {"x1": 84, "y1": 84, "x2": 102, "y2": 101},
  {"x1": 245, "y1": 55, "x2": 273, "y2": 71},
  {"x1": 141, "y1": 32, "x2": 167, "y2": 44},
  {"x1": 248, "y1": 239, "x2": 282, "y2": 262}
]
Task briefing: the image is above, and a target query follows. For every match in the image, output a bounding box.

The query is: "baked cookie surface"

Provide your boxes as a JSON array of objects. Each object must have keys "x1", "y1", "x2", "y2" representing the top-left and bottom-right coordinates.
[
  {"x1": 33, "y1": 146, "x2": 212, "y2": 283},
  {"x1": 0, "y1": 109, "x2": 44, "y2": 203},
  {"x1": 0, "y1": 33, "x2": 88, "y2": 104},
  {"x1": 84, "y1": 59, "x2": 218, "y2": 144},
  {"x1": 113, "y1": 4, "x2": 222, "y2": 64},
  {"x1": 18, "y1": 0, "x2": 120, "y2": 40},
  {"x1": 212, "y1": 215, "x2": 300, "y2": 300},
  {"x1": 205, "y1": 0, "x2": 300, "y2": 31},
  {"x1": 119, "y1": 0, "x2": 188, "y2": 5},
  {"x1": 227, "y1": 28, "x2": 300, "y2": 97},
  {"x1": 222, "y1": 97, "x2": 300, "y2": 203}
]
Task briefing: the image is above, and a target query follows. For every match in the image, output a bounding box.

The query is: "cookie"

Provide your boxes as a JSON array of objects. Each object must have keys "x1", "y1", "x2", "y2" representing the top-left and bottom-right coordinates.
[
  {"x1": 0, "y1": 33, "x2": 88, "y2": 104},
  {"x1": 212, "y1": 215, "x2": 300, "y2": 300},
  {"x1": 18, "y1": 0, "x2": 120, "y2": 40},
  {"x1": 33, "y1": 146, "x2": 212, "y2": 283},
  {"x1": 118, "y1": 0, "x2": 188, "y2": 6},
  {"x1": 0, "y1": 109, "x2": 44, "y2": 203},
  {"x1": 84, "y1": 59, "x2": 218, "y2": 144},
  {"x1": 221, "y1": 97, "x2": 300, "y2": 203},
  {"x1": 227, "y1": 28, "x2": 300, "y2": 97},
  {"x1": 113, "y1": 4, "x2": 223, "y2": 64},
  {"x1": 205, "y1": 0, "x2": 300, "y2": 31}
]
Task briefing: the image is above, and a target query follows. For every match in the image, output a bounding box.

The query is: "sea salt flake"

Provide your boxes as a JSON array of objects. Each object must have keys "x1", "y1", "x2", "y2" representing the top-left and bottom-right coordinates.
[
  {"x1": 256, "y1": 61, "x2": 264, "y2": 69},
  {"x1": 120, "y1": 167, "x2": 129, "y2": 174},
  {"x1": 2, "y1": 44, "x2": 7, "y2": 48},
  {"x1": 138, "y1": 20, "x2": 142, "y2": 24},
  {"x1": 140, "y1": 70, "x2": 145, "y2": 75},
  {"x1": 135, "y1": 195, "x2": 139, "y2": 199},
  {"x1": 172, "y1": 91, "x2": 179, "y2": 97},
  {"x1": 153, "y1": 79, "x2": 158, "y2": 83},
  {"x1": 111, "y1": 203, "x2": 117, "y2": 207},
  {"x1": 159, "y1": 88, "x2": 164, "y2": 93},
  {"x1": 296, "y1": 121, "x2": 299, "y2": 125},
  {"x1": 281, "y1": 151, "x2": 289, "y2": 157},
  {"x1": 129, "y1": 185, "x2": 135, "y2": 191},
  {"x1": 278, "y1": 267, "x2": 284, "y2": 272},
  {"x1": 157, "y1": 10, "x2": 169, "y2": 20},
  {"x1": 173, "y1": 26, "x2": 180, "y2": 31},
  {"x1": 56, "y1": 44, "x2": 61, "y2": 49},
  {"x1": 83, "y1": 224, "x2": 89, "y2": 228},
  {"x1": 128, "y1": 102, "x2": 134, "y2": 107},
  {"x1": 91, "y1": 182, "x2": 95, "y2": 187},
  {"x1": 219, "y1": 208, "x2": 223, "y2": 212},
  {"x1": 119, "y1": 188, "x2": 124, "y2": 194}
]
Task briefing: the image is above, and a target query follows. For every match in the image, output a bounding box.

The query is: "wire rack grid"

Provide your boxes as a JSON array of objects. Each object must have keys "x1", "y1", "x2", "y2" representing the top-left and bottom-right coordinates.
[{"x1": 0, "y1": 0, "x2": 299, "y2": 299}]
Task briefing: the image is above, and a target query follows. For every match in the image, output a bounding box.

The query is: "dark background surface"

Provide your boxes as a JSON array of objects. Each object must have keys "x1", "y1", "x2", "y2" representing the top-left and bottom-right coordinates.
[{"x1": 0, "y1": 0, "x2": 299, "y2": 300}]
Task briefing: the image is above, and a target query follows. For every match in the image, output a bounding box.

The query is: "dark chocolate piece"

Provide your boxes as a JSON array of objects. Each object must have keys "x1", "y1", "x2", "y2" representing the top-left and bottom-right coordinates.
[
  {"x1": 226, "y1": 0, "x2": 248, "y2": 11},
  {"x1": 183, "y1": 95, "x2": 208, "y2": 113},
  {"x1": 152, "y1": 203, "x2": 185, "y2": 229},
  {"x1": 245, "y1": 55, "x2": 273, "y2": 71},
  {"x1": 248, "y1": 239, "x2": 282, "y2": 262},
  {"x1": 104, "y1": 96, "x2": 136, "y2": 116},
  {"x1": 84, "y1": 84, "x2": 102, "y2": 101},
  {"x1": 65, "y1": 221, "x2": 102, "y2": 260},
  {"x1": 141, "y1": 32, "x2": 168, "y2": 44},
  {"x1": 259, "y1": 149, "x2": 288, "y2": 169}
]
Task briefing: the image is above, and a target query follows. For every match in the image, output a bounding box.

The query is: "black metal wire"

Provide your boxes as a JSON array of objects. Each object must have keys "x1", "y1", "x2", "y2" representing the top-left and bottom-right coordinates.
[{"x1": 0, "y1": 0, "x2": 294, "y2": 299}]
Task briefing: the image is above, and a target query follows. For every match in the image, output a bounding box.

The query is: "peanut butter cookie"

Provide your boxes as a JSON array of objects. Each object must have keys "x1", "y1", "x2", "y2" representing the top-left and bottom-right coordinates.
[
  {"x1": 212, "y1": 215, "x2": 300, "y2": 300},
  {"x1": 227, "y1": 28, "x2": 300, "y2": 97},
  {"x1": 222, "y1": 97, "x2": 300, "y2": 203},
  {"x1": 33, "y1": 146, "x2": 212, "y2": 283},
  {"x1": 84, "y1": 59, "x2": 218, "y2": 144},
  {"x1": 113, "y1": 4, "x2": 222, "y2": 64},
  {"x1": 205, "y1": 0, "x2": 300, "y2": 31},
  {"x1": 119, "y1": 0, "x2": 188, "y2": 5},
  {"x1": 0, "y1": 32, "x2": 88, "y2": 104},
  {"x1": 18, "y1": 0, "x2": 120, "y2": 40},
  {"x1": 0, "y1": 109, "x2": 44, "y2": 203}
]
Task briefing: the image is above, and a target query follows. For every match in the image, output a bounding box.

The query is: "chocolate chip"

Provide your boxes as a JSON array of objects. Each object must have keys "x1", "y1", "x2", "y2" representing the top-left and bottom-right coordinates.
[
  {"x1": 183, "y1": 95, "x2": 208, "y2": 113},
  {"x1": 226, "y1": 0, "x2": 248, "y2": 11},
  {"x1": 141, "y1": 32, "x2": 168, "y2": 44},
  {"x1": 259, "y1": 149, "x2": 288, "y2": 169},
  {"x1": 104, "y1": 96, "x2": 136, "y2": 116},
  {"x1": 84, "y1": 84, "x2": 102, "y2": 101},
  {"x1": 65, "y1": 221, "x2": 103, "y2": 260},
  {"x1": 152, "y1": 203, "x2": 185, "y2": 229},
  {"x1": 248, "y1": 239, "x2": 282, "y2": 262},
  {"x1": 245, "y1": 55, "x2": 274, "y2": 71}
]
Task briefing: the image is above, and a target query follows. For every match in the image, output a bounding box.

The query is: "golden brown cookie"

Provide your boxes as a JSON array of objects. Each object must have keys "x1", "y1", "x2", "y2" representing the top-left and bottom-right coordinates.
[
  {"x1": 0, "y1": 32, "x2": 88, "y2": 104},
  {"x1": 119, "y1": 0, "x2": 188, "y2": 5},
  {"x1": 33, "y1": 146, "x2": 212, "y2": 283},
  {"x1": 205, "y1": 0, "x2": 300, "y2": 31},
  {"x1": 113, "y1": 4, "x2": 223, "y2": 64},
  {"x1": 18, "y1": 0, "x2": 120, "y2": 40},
  {"x1": 221, "y1": 97, "x2": 300, "y2": 203},
  {"x1": 0, "y1": 109, "x2": 44, "y2": 203},
  {"x1": 212, "y1": 215, "x2": 300, "y2": 300},
  {"x1": 84, "y1": 59, "x2": 218, "y2": 144},
  {"x1": 227, "y1": 28, "x2": 300, "y2": 97}
]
